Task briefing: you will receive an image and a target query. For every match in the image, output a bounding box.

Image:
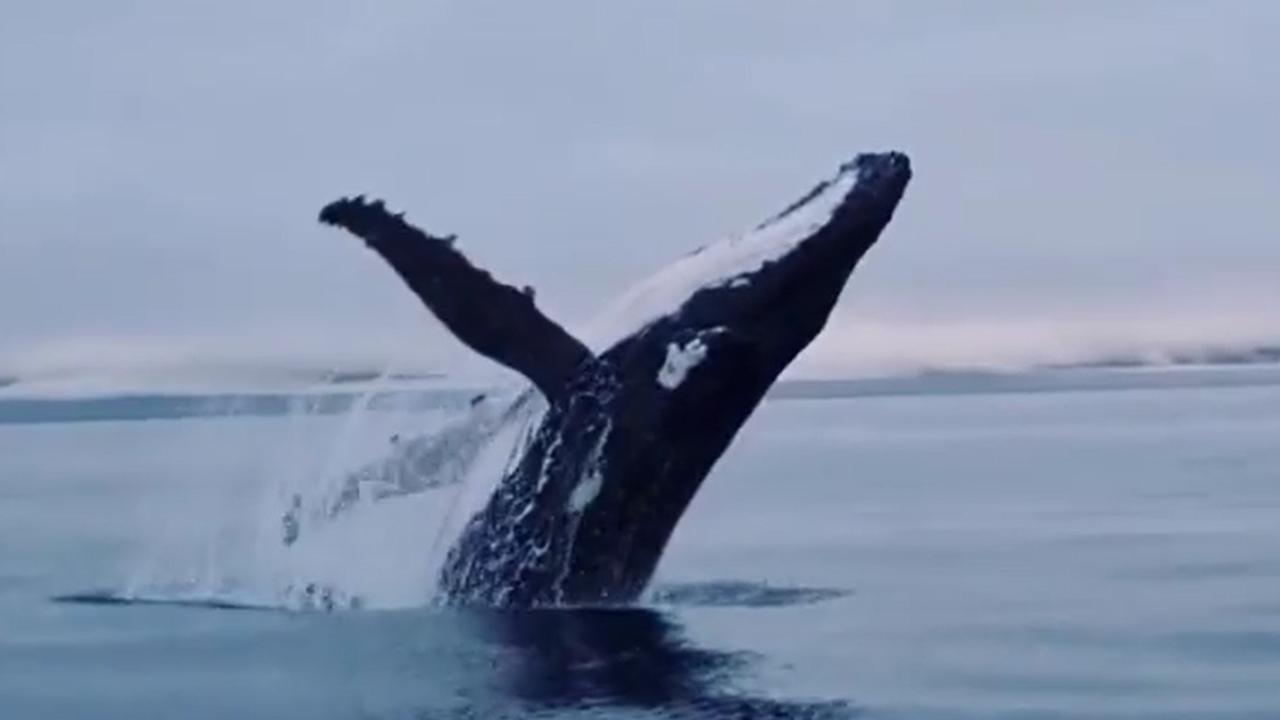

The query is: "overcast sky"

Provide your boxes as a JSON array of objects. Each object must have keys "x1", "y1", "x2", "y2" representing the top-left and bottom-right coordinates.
[{"x1": 2, "y1": 1, "x2": 1277, "y2": 379}]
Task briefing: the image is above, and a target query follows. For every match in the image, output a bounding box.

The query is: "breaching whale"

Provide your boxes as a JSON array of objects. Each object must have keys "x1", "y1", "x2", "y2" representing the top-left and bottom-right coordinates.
[{"x1": 319, "y1": 151, "x2": 911, "y2": 606}]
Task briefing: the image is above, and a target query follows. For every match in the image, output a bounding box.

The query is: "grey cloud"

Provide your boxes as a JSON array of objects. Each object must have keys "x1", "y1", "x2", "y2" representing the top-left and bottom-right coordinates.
[{"x1": 1, "y1": 1, "x2": 1276, "y2": 376}]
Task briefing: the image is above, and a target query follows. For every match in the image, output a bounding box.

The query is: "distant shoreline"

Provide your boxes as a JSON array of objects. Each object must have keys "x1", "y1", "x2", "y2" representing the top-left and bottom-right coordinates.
[
  {"x1": 3, "y1": 342, "x2": 1279, "y2": 399},
  {"x1": 773, "y1": 363, "x2": 1280, "y2": 400},
  {"x1": 1, "y1": 363, "x2": 1278, "y2": 426},
  {"x1": 1046, "y1": 345, "x2": 1280, "y2": 370}
]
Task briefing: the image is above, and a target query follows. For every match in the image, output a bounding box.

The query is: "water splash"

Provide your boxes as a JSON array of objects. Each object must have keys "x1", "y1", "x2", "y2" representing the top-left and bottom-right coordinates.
[{"x1": 117, "y1": 369, "x2": 546, "y2": 611}]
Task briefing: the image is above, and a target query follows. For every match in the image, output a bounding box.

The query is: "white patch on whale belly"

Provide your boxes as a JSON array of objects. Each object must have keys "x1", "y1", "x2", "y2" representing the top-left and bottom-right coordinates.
[
  {"x1": 566, "y1": 470, "x2": 603, "y2": 513},
  {"x1": 657, "y1": 337, "x2": 710, "y2": 389}
]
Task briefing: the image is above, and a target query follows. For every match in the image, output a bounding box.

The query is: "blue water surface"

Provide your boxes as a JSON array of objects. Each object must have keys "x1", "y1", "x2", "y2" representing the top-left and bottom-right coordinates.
[{"x1": 2, "y1": 370, "x2": 1279, "y2": 718}]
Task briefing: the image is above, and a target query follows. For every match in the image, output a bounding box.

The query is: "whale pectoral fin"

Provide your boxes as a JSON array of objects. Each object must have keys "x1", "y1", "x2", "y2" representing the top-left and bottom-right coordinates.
[{"x1": 319, "y1": 196, "x2": 593, "y2": 400}]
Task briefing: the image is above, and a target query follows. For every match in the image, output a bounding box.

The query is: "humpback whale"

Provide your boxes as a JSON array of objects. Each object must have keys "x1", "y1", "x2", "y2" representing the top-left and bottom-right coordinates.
[{"x1": 319, "y1": 151, "x2": 911, "y2": 606}]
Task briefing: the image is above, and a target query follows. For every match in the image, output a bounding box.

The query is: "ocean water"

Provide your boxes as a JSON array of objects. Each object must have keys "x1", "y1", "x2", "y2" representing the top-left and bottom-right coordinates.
[{"x1": 2, "y1": 369, "x2": 1280, "y2": 718}]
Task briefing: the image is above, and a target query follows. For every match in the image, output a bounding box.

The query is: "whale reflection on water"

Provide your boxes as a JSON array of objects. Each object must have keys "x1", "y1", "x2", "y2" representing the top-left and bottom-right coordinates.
[
  {"x1": 424, "y1": 606, "x2": 858, "y2": 719},
  {"x1": 52, "y1": 584, "x2": 857, "y2": 718}
]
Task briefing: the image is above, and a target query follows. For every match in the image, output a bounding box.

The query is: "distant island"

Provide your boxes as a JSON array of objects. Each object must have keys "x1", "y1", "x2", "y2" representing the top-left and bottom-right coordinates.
[
  {"x1": 1049, "y1": 344, "x2": 1280, "y2": 370},
  {"x1": 2, "y1": 342, "x2": 1278, "y2": 412}
]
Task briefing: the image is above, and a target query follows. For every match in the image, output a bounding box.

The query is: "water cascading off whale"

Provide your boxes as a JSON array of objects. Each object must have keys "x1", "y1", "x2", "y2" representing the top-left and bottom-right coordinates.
[{"x1": 318, "y1": 151, "x2": 912, "y2": 606}]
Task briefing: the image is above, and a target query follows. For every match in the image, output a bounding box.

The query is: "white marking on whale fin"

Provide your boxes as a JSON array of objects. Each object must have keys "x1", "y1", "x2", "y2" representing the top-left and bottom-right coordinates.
[
  {"x1": 566, "y1": 470, "x2": 603, "y2": 513},
  {"x1": 658, "y1": 337, "x2": 710, "y2": 389}
]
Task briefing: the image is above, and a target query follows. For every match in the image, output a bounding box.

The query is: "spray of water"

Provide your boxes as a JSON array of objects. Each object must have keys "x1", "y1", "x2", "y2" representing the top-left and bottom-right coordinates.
[{"x1": 118, "y1": 361, "x2": 546, "y2": 610}]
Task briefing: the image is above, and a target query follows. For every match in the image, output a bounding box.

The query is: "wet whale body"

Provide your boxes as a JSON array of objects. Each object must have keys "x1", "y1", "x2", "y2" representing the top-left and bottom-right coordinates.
[{"x1": 319, "y1": 151, "x2": 911, "y2": 606}]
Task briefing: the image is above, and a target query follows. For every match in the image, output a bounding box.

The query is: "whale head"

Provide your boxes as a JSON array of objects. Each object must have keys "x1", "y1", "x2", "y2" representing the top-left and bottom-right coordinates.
[
  {"x1": 559, "y1": 152, "x2": 912, "y2": 598},
  {"x1": 603, "y1": 152, "x2": 911, "y2": 399}
]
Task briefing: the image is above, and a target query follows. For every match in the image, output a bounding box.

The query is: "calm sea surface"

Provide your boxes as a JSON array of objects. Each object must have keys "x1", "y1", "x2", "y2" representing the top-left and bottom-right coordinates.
[{"x1": 2, "y1": 370, "x2": 1279, "y2": 718}]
